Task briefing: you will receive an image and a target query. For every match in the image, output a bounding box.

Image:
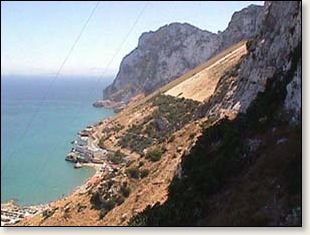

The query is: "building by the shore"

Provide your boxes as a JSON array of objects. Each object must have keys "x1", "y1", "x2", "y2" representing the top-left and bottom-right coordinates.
[
  {"x1": 66, "y1": 131, "x2": 110, "y2": 164},
  {"x1": 1, "y1": 201, "x2": 48, "y2": 226}
]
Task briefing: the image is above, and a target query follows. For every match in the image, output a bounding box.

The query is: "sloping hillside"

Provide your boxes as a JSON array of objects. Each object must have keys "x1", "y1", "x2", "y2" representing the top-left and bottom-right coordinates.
[
  {"x1": 165, "y1": 42, "x2": 247, "y2": 102},
  {"x1": 128, "y1": 0, "x2": 301, "y2": 226},
  {"x1": 16, "y1": 1, "x2": 301, "y2": 227},
  {"x1": 17, "y1": 39, "x2": 250, "y2": 226}
]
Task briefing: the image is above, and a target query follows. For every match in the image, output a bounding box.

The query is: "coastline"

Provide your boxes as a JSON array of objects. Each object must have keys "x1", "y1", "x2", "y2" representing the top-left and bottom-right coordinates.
[
  {"x1": 1, "y1": 113, "x2": 115, "y2": 226},
  {"x1": 1, "y1": 162, "x2": 102, "y2": 226}
]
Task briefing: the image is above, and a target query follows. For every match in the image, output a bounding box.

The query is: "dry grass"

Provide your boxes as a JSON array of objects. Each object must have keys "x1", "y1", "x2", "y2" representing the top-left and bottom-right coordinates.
[{"x1": 15, "y1": 41, "x2": 249, "y2": 226}]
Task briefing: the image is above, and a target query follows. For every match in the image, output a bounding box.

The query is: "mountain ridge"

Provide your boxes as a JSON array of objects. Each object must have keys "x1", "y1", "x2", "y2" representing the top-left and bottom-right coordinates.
[
  {"x1": 13, "y1": 1, "x2": 301, "y2": 226},
  {"x1": 95, "y1": 4, "x2": 263, "y2": 109}
]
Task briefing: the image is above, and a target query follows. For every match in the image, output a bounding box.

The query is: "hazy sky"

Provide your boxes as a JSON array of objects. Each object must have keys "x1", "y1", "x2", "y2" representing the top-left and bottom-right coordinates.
[{"x1": 1, "y1": 1, "x2": 263, "y2": 77}]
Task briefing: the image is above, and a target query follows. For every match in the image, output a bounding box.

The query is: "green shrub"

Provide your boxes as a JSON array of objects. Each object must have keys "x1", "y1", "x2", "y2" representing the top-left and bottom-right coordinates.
[
  {"x1": 99, "y1": 209, "x2": 107, "y2": 219},
  {"x1": 189, "y1": 133, "x2": 196, "y2": 139},
  {"x1": 102, "y1": 198, "x2": 117, "y2": 211},
  {"x1": 42, "y1": 208, "x2": 57, "y2": 220},
  {"x1": 118, "y1": 94, "x2": 200, "y2": 153},
  {"x1": 112, "y1": 124, "x2": 124, "y2": 132},
  {"x1": 138, "y1": 161, "x2": 144, "y2": 167},
  {"x1": 115, "y1": 149, "x2": 125, "y2": 158},
  {"x1": 90, "y1": 192, "x2": 102, "y2": 209},
  {"x1": 120, "y1": 185, "x2": 131, "y2": 198},
  {"x1": 77, "y1": 204, "x2": 87, "y2": 213},
  {"x1": 107, "y1": 150, "x2": 125, "y2": 164},
  {"x1": 168, "y1": 135, "x2": 175, "y2": 143},
  {"x1": 126, "y1": 168, "x2": 140, "y2": 179},
  {"x1": 146, "y1": 148, "x2": 163, "y2": 162},
  {"x1": 98, "y1": 137, "x2": 107, "y2": 149},
  {"x1": 140, "y1": 169, "x2": 150, "y2": 178},
  {"x1": 116, "y1": 196, "x2": 125, "y2": 205}
]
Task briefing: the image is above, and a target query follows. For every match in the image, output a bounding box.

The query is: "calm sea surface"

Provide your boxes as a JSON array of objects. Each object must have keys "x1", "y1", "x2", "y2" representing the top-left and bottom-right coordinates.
[{"x1": 1, "y1": 76, "x2": 115, "y2": 205}]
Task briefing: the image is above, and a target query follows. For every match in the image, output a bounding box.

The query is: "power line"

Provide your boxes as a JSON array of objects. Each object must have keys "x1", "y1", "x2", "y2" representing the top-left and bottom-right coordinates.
[
  {"x1": 34, "y1": 1, "x2": 149, "y2": 174},
  {"x1": 1, "y1": 1, "x2": 101, "y2": 177},
  {"x1": 69, "y1": 1, "x2": 149, "y2": 131},
  {"x1": 55, "y1": 1, "x2": 100, "y2": 78},
  {"x1": 22, "y1": 1, "x2": 149, "y2": 196},
  {"x1": 103, "y1": 1, "x2": 149, "y2": 72}
]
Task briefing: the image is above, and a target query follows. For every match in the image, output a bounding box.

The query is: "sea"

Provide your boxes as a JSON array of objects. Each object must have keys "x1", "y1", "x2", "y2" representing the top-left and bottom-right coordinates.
[{"x1": 1, "y1": 76, "x2": 115, "y2": 206}]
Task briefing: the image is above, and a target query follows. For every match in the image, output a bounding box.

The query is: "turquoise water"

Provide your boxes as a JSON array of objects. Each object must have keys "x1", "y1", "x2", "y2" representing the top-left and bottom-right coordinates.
[{"x1": 1, "y1": 76, "x2": 115, "y2": 206}]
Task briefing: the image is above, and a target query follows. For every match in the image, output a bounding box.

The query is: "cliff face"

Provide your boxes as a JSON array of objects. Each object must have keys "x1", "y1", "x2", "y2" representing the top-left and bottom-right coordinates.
[
  {"x1": 240, "y1": 1, "x2": 301, "y2": 115},
  {"x1": 101, "y1": 4, "x2": 263, "y2": 105},
  {"x1": 127, "y1": 1, "x2": 301, "y2": 226},
  {"x1": 15, "y1": 1, "x2": 301, "y2": 227},
  {"x1": 103, "y1": 23, "x2": 219, "y2": 103},
  {"x1": 214, "y1": 4, "x2": 263, "y2": 54},
  {"x1": 205, "y1": 1, "x2": 301, "y2": 122}
]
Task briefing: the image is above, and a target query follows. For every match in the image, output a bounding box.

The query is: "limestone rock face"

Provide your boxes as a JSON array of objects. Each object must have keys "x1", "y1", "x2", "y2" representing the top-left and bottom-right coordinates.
[
  {"x1": 101, "y1": 4, "x2": 263, "y2": 105},
  {"x1": 103, "y1": 23, "x2": 219, "y2": 103},
  {"x1": 215, "y1": 4, "x2": 264, "y2": 54},
  {"x1": 239, "y1": 1, "x2": 301, "y2": 112},
  {"x1": 206, "y1": 1, "x2": 301, "y2": 122},
  {"x1": 284, "y1": 61, "x2": 301, "y2": 121}
]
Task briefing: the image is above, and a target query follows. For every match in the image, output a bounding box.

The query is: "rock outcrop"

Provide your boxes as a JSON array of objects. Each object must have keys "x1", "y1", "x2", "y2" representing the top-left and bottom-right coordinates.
[
  {"x1": 284, "y1": 61, "x2": 301, "y2": 122},
  {"x1": 14, "y1": 1, "x2": 301, "y2": 227},
  {"x1": 214, "y1": 4, "x2": 263, "y2": 54},
  {"x1": 206, "y1": 1, "x2": 301, "y2": 122},
  {"x1": 99, "y1": 4, "x2": 263, "y2": 107},
  {"x1": 103, "y1": 23, "x2": 219, "y2": 104},
  {"x1": 127, "y1": 1, "x2": 302, "y2": 226}
]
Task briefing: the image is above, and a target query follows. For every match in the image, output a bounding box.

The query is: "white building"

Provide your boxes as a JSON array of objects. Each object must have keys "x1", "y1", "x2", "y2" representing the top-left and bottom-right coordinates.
[
  {"x1": 74, "y1": 136, "x2": 89, "y2": 152},
  {"x1": 76, "y1": 136, "x2": 89, "y2": 146},
  {"x1": 92, "y1": 148, "x2": 107, "y2": 158},
  {"x1": 71, "y1": 133, "x2": 111, "y2": 163},
  {"x1": 73, "y1": 135, "x2": 91, "y2": 160}
]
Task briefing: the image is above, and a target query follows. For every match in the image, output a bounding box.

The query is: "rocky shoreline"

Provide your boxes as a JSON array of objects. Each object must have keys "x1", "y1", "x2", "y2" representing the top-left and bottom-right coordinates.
[
  {"x1": 1, "y1": 162, "x2": 103, "y2": 226},
  {"x1": 1, "y1": 200, "x2": 49, "y2": 226},
  {"x1": 1, "y1": 115, "x2": 121, "y2": 226},
  {"x1": 92, "y1": 99, "x2": 126, "y2": 113}
]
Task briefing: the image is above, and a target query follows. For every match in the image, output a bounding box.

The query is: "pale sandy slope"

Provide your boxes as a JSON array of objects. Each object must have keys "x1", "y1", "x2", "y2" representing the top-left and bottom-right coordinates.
[{"x1": 165, "y1": 42, "x2": 247, "y2": 102}]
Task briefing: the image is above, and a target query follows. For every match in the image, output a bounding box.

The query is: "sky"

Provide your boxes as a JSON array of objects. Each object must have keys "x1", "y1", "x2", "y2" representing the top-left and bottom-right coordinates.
[{"x1": 1, "y1": 1, "x2": 263, "y2": 77}]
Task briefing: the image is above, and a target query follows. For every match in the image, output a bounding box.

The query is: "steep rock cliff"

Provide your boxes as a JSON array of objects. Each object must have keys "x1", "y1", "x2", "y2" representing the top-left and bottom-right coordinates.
[
  {"x1": 128, "y1": 1, "x2": 302, "y2": 226},
  {"x1": 206, "y1": 1, "x2": 301, "y2": 122},
  {"x1": 100, "y1": 4, "x2": 263, "y2": 105},
  {"x1": 214, "y1": 4, "x2": 263, "y2": 54},
  {"x1": 14, "y1": 1, "x2": 301, "y2": 227},
  {"x1": 103, "y1": 23, "x2": 219, "y2": 103}
]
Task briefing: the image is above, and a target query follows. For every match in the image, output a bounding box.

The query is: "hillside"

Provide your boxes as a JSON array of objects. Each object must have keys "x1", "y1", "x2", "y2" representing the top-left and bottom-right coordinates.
[
  {"x1": 164, "y1": 42, "x2": 247, "y2": 102},
  {"x1": 16, "y1": 1, "x2": 301, "y2": 227},
  {"x1": 16, "y1": 39, "x2": 250, "y2": 227},
  {"x1": 129, "y1": 1, "x2": 301, "y2": 226}
]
